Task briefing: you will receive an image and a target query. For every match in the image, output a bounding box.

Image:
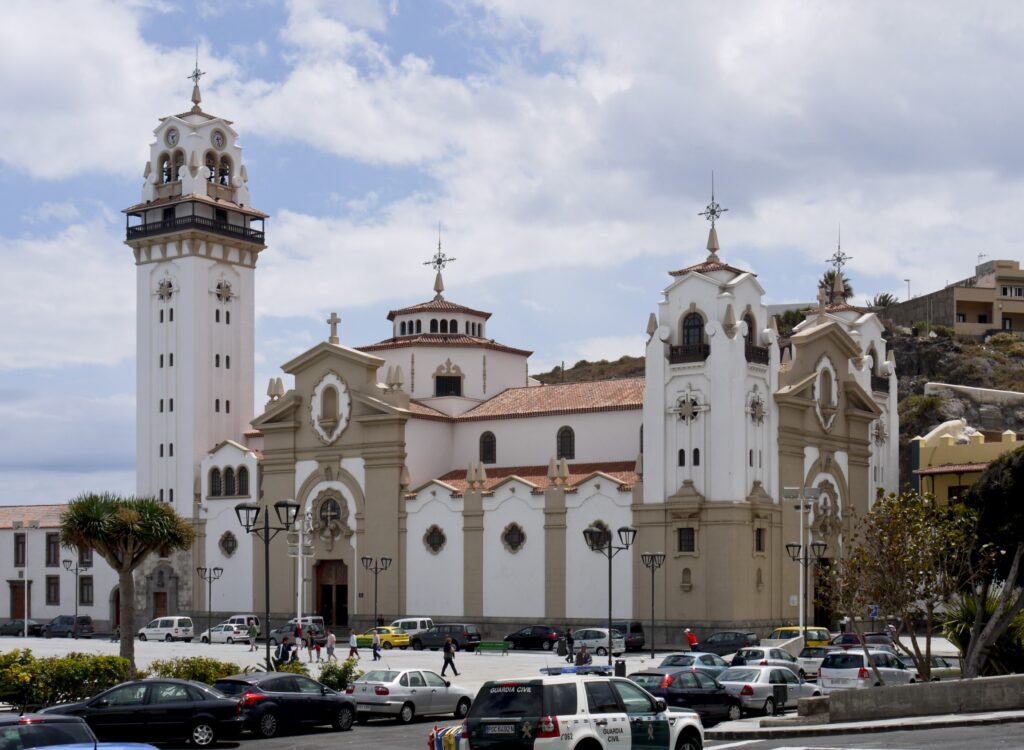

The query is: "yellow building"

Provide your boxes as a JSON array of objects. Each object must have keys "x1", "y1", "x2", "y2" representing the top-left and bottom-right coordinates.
[{"x1": 911, "y1": 419, "x2": 1019, "y2": 501}]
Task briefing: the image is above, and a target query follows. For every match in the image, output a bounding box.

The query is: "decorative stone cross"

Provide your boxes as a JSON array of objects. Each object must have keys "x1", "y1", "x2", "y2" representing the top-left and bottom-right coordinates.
[
  {"x1": 327, "y1": 312, "x2": 340, "y2": 344},
  {"x1": 669, "y1": 396, "x2": 710, "y2": 423}
]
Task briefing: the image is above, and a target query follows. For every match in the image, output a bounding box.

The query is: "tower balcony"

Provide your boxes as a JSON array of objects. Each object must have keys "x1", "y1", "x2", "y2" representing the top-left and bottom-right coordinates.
[
  {"x1": 126, "y1": 214, "x2": 264, "y2": 244},
  {"x1": 668, "y1": 343, "x2": 710, "y2": 364},
  {"x1": 744, "y1": 344, "x2": 770, "y2": 365}
]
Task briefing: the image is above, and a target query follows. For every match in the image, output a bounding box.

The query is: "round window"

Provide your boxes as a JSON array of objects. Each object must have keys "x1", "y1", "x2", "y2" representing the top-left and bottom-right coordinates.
[
  {"x1": 502, "y1": 523, "x2": 526, "y2": 553},
  {"x1": 319, "y1": 498, "x2": 342, "y2": 526},
  {"x1": 424, "y1": 525, "x2": 446, "y2": 554}
]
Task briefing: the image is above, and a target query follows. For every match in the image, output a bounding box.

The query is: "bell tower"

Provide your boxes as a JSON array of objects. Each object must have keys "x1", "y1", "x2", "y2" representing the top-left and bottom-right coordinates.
[{"x1": 125, "y1": 62, "x2": 267, "y2": 535}]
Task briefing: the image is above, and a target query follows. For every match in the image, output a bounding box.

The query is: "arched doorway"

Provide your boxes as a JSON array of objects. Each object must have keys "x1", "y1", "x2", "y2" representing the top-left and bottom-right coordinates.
[{"x1": 316, "y1": 560, "x2": 348, "y2": 627}]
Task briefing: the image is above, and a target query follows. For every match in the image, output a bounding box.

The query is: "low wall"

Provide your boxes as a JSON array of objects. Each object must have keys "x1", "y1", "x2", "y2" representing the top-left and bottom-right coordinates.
[{"x1": 828, "y1": 674, "x2": 1024, "y2": 723}]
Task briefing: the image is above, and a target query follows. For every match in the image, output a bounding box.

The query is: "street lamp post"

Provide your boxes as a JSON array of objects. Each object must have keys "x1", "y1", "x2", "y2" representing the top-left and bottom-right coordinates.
[
  {"x1": 235, "y1": 500, "x2": 300, "y2": 669},
  {"x1": 62, "y1": 558, "x2": 90, "y2": 639},
  {"x1": 583, "y1": 525, "x2": 637, "y2": 666},
  {"x1": 783, "y1": 486, "x2": 821, "y2": 643},
  {"x1": 196, "y1": 566, "x2": 224, "y2": 645},
  {"x1": 640, "y1": 552, "x2": 665, "y2": 660},
  {"x1": 786, "y1": 539, "x2": 828, "y2": 643},
  {"x1": 360, "y1": 556, "x2": 392, "y2": 629}
]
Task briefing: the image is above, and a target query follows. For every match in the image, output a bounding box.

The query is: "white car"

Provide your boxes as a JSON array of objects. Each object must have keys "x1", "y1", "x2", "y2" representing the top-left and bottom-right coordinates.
[
  {"x1": 717, "y1": 664, "x2": 822, "y2": 714},
  {"x1": 731, "y1": 646, "x2": 803, "y2": 677},
  {"x1": 137, "y1": 615, "x2": 194, "y2": 642},
  {"x1": 818, "y1": 649, "x2": 916, "y2": 693},
  {"x1": 199, "y1": 623, "x2": 247, "y2": 644},
  {"x1": 347, "y1": 668, "x2": 474, "y2": 723},
  {"x1": 796, "y1": 646, "x2": 836, "y2": 680},
  {"x1": 574, "y1": 627, "x2": 626, "y2": 656},
  {"x1": 464, "y1": 674, "x2": 703, "y2": 749}
]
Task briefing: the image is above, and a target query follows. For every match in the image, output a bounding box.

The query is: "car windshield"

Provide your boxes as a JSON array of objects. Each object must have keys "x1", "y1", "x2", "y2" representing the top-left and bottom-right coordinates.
[
  {"x1": 2, "y1": 721, "x2": 97, "y2": 747},
  {"x1": 610, "y1": 630, "x2": 624, "y2": 638},
  {"x1": 718, "y1": 668, "x2": 759, "y2": 682},
  {"x1": 468, "y1": 682, "x2": 543, "y2": 717},
  {"x1": 822, "y1": 653, "x2": 863, "y2": 669},
  {"x1": 736, "y1": 649, "x2": 763, "y2": 659},
  {"x1": 211, "y1": 680, "x2": 250, "y2": 696},
  {"x1": 629, "y1": 674, "x2": 663, "y2": 689},
  {"x1": 660, "y1": 655, "x2": 695, "y2": 667},
  {"x1": 768, "y1": 629, "x2": 794, "y2": 640},
  {"x1": 360, "y1": 671, "x2": 400, "y2": 683}
]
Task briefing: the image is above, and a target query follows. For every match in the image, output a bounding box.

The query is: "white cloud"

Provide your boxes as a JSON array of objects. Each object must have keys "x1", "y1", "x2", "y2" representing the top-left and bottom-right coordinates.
[{"x1": 22, "y1": 201, "x2": 81, "y2": 224}]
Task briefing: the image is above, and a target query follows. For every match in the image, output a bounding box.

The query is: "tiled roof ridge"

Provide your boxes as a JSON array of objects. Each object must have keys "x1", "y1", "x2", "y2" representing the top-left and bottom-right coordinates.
[
  {"x1": 358, "y1": 334, "x2": 531, "y2": 357},
  {"x1": 387, "y1": 298, "x2": 492, "y2": 321},
  {"x1": 668, "y1": 258, "x2": 751, "y2": 277}
]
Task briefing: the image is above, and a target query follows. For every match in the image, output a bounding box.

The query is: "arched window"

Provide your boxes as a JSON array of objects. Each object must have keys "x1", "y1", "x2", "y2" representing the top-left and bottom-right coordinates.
[
  {"x1": 557, "y1": 426, "x2": 575, "y2": 460},
  {"x1": 159, "y1": 444, "x2": 164, "y2": 457},
  {"x1": 868, "y1": 345, "x2": 880, "y2": 375},
  {"x1": 682, "y1": 313, "x2": 704, "y2": 346},
  {"x1": 169, "y1": 353, "x2": 173, "y2": 366},
  {"x1": 159, "y1": 153, "x2": 171, "y2": 183},
  {"x1": 224, "y1": 467, "x2": 236, "y2": 496},
  {"x1": 430, "y1": 319, "x2": 438, "y2": 333},
  {"x1": 400, "y1": 321, "x2": 407, "y2": 335},
  {"x1": 172, "y1": 150, "x2": 184, "y2": 181},
  {"x1": 440, "y1": 319, "x2": 449, "y2": 334},
  {"x1": 322, "y1": 385, "x2": 338, "y2": 422},
  {"x1": 639, "y1": 424, "x2": 644, "y2": 452},
  {"x1": 218, "y1": 156, "x2": 232, "y2": 186},
  {"x1": 169, "y1": 308, "x2": 173, "y2": 322},
  {"x1": 237, "y1": 466, "x2": 249, "y2": 496},
  {"x1": 169, "y1": 488, "x2": 174, "y2": 503},
  {"x1": 210, "y1": 469, "x2": 222, "y2": 497},
  {"x1": 215, "y1": 354, "x2": 220, "y2": 367},
  {"x1": 215, "y1": 399, "x2": 220, "y2": 412},
  {"x1": 159, "y1": 310, "x2": 164, "y2": 323},
  {"x1": 743, "y1": 314, "x2": 756, "y2": 346},
  {"x1": 749, "y1": 449, "x2": 754, "y2": 467},
  {"x1": 205, "y1": 152, "x2": 217, "y2": 181},
  {"x1": 416, "y1": 320, "x2": 422, "y2": 333},
  {"x1": 450, "y1": 319, "x2": 458, "y2": 333},
  {"x1": 225, "y1": 400, "x2": 230, "y2": 414},
  {"x1": 479, "y1": 432, "x2": 496, "y2": 464},
  {"x1": 820, "y1": 368, "x2": 834, "y2": 405},
  {"x1": 226, "y1": 311, "x2": 230, "y2": 325},
  {"x1": 693, "y1": 448, "x2": 700, "y2": 466},
  {"x1": 159, "y1": 489, "x2": 164, "y2": 502},
  {"x1": 225, "y1": 356, "x2": 230, "y2": 369},
  {"x1": 678, "y1": 449, "x2": 685, "y2": 467}
]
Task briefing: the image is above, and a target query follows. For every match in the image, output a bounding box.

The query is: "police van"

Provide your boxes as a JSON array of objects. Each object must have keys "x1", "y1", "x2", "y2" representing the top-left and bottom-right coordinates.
[{"x1": 463, "y1": 674, "x2": 703, "y2": 749}]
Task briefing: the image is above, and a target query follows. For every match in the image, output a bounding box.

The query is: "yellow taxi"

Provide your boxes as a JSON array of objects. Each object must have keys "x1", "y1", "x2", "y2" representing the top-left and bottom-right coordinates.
[
  {"x1": 356, "y1": 626, "x2": 410, "y2": 650},
  {"x1": 768, "y1": 626, "x2": 831, "y2": 648}
]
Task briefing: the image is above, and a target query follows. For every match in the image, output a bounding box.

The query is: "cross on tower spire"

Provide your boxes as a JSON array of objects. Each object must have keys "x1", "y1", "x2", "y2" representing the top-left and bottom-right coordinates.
[
  {"x1": 188, "y1": 44, "x2": 205, "y2": 111},
  {"x1": 698, "y1": 172, "x2": 728, "y2": 261},
  {"x1": 326, "y1": 312, "x2": 341, "y2": 344},
  {"x1": 424, "y1": 223, "x2": 456, "y2": 300}
]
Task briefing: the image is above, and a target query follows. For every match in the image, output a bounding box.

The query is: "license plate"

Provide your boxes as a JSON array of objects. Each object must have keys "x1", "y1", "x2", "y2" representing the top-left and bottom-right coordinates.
[{"x1": 485, "y1": 725, "x2": 516, "y2": 735}]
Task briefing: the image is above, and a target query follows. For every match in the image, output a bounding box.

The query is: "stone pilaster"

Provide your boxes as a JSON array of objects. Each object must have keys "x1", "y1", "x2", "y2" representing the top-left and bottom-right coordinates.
[
  {"x1": 462, "y1": 485, "x2": 484, "y2": 617},
  {"x1": 543, "y1": 482, "x2": 567, "y2": 618}
]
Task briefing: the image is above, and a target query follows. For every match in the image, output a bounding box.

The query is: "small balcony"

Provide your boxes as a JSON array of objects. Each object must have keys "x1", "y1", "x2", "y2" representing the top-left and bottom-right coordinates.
[
  {"x1": 669, "y1": 343, "x2": 710, "y2": 364},
  {"x1": 871, "y1": 375, "x2": 890, "y2": 393},
  {"x1": 126, "y1": 214, "x2": 265, "y2": 245},
  {"x1": 745, "y1": 344, "x2": 770, "y2": 365}
]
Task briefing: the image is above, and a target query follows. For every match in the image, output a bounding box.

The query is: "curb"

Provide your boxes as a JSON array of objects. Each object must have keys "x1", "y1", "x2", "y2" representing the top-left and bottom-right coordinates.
[{"x1": 706, "y1": 711, "x2": 1024, "y2": 740}]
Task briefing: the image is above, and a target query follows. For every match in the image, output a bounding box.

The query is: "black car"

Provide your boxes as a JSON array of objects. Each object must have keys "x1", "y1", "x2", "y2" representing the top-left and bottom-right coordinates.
[
  {"x1": 42, "y1": 614, "x2": 95, "y2": 638},
  {"x1": 41, "y1": 678, "x2": 243, "y2": 747},
  {"x1": 629, "y1": 669, "x2": 742, "y2": 723},
  {"x1": 411, "y1": 623, "x2": 482, "y2": 652},
  {"x1": 0, "y1": 713, "x2": 100, "y2": 747},
  {"x1": 504, "y1": 625, "x2": 563, "y2": 651},
  {"x1": 611, "y1": 620, "x2": 646, "y2": 652},
  {"x1": 0, "y1": 618, "x2": 41, "y2": 636},
  {"x1": 212, "y1": 671, "x2": 356, "y2": 739},
  {"x1": 700, "y1": 630, "x2": 760, "y2": 656}
]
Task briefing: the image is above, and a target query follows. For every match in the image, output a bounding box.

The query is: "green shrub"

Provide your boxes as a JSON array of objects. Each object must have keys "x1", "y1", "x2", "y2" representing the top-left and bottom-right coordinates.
[
  {"x1": 318, "y1": 658, "x2": 363, "y2": 691},
  {"x1": 273, "y1": 659, "x2": 310, "y2": 676},
  {"x1": 931, "y1": 325, "x2": 954, "y2": 338},
  {"x1": 0, "y1": 650, "x2": 132, "y2": 710},
  {"x1": 148, "y1": 656, "x2": 241, "y2": 684},
  {"x1": 944, "y1": 592, "x2": 1024, "y2": 675}
]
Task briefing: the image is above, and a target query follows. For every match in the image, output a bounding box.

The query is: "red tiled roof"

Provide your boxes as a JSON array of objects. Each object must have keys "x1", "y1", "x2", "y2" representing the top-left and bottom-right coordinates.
[
  {"x1": 457, "y1": 377, "x2": 644, "y2": 421},
  {"x1": 122, "y1": 191, "x2": 269, "y2": 218},
  {"x1": 425, "y1": 461, "x2": 639, "y2": 496},
  {"x1": 913, "y1": 462, "x2": 990, "y2": 476},
  {"x1": 387, "y1": 299, "x2": 492, "y2": 321},
  {"x1": 244, "y1": 430, "x2": 264, "y2": 438},
  {"x1": 359, "y1": 334, "x2": 531, "y2": 357},
  {"x1": 407, "y1": 401, "x2": 450, "y2": 420},
  {"x1": 669, "y1": 258, "x2": 751, "y2": 277},
  {"x1": 0, "y1": 504, "x2": 66, "y2": 529}
]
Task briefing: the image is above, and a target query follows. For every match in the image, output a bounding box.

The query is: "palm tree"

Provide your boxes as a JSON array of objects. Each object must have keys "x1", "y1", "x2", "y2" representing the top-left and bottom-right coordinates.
[
  {"x1": 60, "y1": 493, "x2": 194, "y2": 675},
  {"x1": 868, "y1": 292, "x2": 899, "y2": 309},
  {"x1": 819, "y1": 270, "x2": 853, "y2": 303}
]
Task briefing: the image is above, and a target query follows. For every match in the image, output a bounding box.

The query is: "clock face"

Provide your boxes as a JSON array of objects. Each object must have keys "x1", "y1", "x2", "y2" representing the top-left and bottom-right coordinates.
[
  {"x1": 165, "y1": 128, "x2": 179, "y2": 147},
  {"x1": 211, "y1": 130, "x2": 225, "y2": 149}
]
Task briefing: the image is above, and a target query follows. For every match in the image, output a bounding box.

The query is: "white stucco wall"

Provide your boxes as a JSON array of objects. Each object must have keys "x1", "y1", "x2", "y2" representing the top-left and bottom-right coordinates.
[
  {"x1": 404, "y1": 492, "x2": 464, "y2": 617},
  {"x1": 564, "y1": 483, "x2": 634, "y2": 619},
  {"x1": 373, "y1": 345, "x2": 530, "y2": 405},
  {"x1": 482, "y1": 484, "x2": 545, "y2": 618}
]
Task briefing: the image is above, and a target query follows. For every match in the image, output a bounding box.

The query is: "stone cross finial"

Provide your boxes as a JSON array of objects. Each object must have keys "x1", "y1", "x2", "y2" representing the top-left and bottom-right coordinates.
[
  {"x1": 327, "y1": 312, "x2": 341, "y2": 344},
  {"x1": 817, "y1": 285, "x2": 828, "y2": 311}
]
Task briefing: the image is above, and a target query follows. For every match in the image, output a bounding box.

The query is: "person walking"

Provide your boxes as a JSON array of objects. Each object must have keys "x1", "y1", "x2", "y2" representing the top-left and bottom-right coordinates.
[
  {"x1": 326, "y1": 630, "x2": 337, "y2": 662},
  {"x1": 441, "y1": 637, "x2": 460, "y2": 676},
  {"x1": 574, "y1": 643, "x2": 592, "y2": 666},
  {"x1": 247, "y1": 620, "x2": 258, "y2": 652},
  {"x1": 839, "y1": 616, "x2": 849, "y2": 635},
  {"x1": 372, "y1": 630, "x2": 382, "y2": 661},
  {"x1": 565, "y1": 628, "x2": 575, "y2": 663},
  {"x1": 686, "y1": 628, "x2": 699, "y2": 652},
  {"x1": 348, "y1": 630, "x2": 360, "y2": 660},
  {"x1": 305, "y1": 630, "x2": 315, "y2": 662}
]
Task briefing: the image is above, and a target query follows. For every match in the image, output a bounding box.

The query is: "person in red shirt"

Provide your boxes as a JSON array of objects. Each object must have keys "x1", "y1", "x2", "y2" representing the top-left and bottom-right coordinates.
[{"x1": 686, "y1": 628, "x2": 699, "y2": 651}]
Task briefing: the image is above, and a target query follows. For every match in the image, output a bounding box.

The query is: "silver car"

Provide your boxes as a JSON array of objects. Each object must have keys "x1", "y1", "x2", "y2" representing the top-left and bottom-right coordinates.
[
  {"x1": 574, "y1": 627, "x2": 626, "y2": 656},
  {"x1": 658, "y1": 651, "x2": 731, "y2": 678},
  {"x1": 717, "y1": 665, "x2": 821, "y2": 715},
  {"x1": 731, "y1": 646, "x2": 804, "y2": 677},
  {"x1": 199, "y1": 623, "x2": 247, "y2": 644},
  {"x1": 347, "y1": 668, "x2": 474, "y2": 724}
]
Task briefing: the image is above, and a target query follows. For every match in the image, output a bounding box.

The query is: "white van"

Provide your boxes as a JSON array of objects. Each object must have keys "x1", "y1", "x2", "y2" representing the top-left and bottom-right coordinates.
[
  {"x1": 390, "y1": 617, "x2": 433, "y2": 635},
  {"x1": 137, "y1": 616, "x2": 194, "y2": 642},
  {"x1": 221, "y1": 614, "x2": 261, "y2": 631}
]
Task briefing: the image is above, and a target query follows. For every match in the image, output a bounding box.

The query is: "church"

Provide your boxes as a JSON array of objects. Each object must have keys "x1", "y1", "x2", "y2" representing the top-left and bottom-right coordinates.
[{"x1": 117, "y1": 77, "x2": 899, "y2": 639}]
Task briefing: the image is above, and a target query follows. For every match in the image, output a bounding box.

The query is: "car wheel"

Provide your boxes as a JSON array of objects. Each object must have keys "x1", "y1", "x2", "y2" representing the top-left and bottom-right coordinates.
[
  {"x1": 596, "y1": 647, "x2": 608, "y2": 656},
  {"x1": 542, "y1": 640, "x2": 553, "y2": 651},
  {"x1": 165, "y1": 634, "x2": 173, "y2": 642},
  {"x1": 269, "y1": 637, "x2": 278, "y2": 647},
  {"x1": 191, "y1": 720, "x2": 216, "y2": 747},
  {"x1": 454, "y1": 698, "x2": 471, "y2": 719},
  {"x1": 676, "y1": 729, "x2": 703, "y2": 750},
  {"x1": 412, "y1": 640, "x2": 423, "y2": 651},
  {"x1": 333, "y1": 705, "x2": 354, "y2": 731},
  {"x1": 257, "y1": 711, "x2": 279, "y2": 738},
  {"x1": 397, "y1": 702, "x2": 415, "y2": 724},
  {"x1": 226, "y1": 637, "x2": 233, "y2": 644},
  {"x1": 763, "y1": 697, "x2": 776, "y2": 715},
  {"x1": 383, "y1": 642, "x2": 393, "y2": 650},
  {"x1": 201, "y1": 636, "x2": 209, "y2": 644},
  {"x1": 139, "y1": 634, "x2": 147, "y2": 642},
  {"x1": 727, "y1": 702, "x2": 742, "y2": 722}
]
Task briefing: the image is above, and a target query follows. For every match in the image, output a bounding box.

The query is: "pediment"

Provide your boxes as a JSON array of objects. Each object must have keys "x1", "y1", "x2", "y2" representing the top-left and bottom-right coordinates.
[
  {"x1": 251, "y1": 392, "x2": 301, "y2": 430},
  {"x1": 790, "y1": 319, "x2": 862, "y2": 360},
  {"x1": 281, "y1": 341, "x2": 384, "y2": 378}
]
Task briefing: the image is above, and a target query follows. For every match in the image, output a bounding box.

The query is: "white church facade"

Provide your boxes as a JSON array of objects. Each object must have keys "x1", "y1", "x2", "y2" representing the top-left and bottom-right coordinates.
[{"x1": 3, "y1": 83, "x2": 899, "y2": 639}]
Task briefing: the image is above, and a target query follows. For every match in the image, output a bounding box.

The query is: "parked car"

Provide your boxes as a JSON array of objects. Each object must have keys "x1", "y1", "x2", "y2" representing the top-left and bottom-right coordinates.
[
  {"x1": 796, "y1": 646, "x2": 835, "y2": 680},
  {"x1": 573, "y1": 627, "x2": 626, "y2": 656},
  {"x1": 717, "y1": 665, "x2": 821, "y2": 715},
  {"x1": 730, "y1": 647, "x2": 803, "y2": 677},
  {"x1": 199, "y1": 623, "x2": 247, "y2": 644},
  {"x1": 700, "y1": 630, "x2": 760, "y2": 656},
  {"x1": 818, "y1": 649, "x2": 916, "y2": 693},
  {"x1": 464, "y1": 674, "x2": 704, "y2": 750},
  {"x1": 137, "y1": 616, "x2": 193, "y2": 642},
  {"x1": 829, "y1": 632, "x2": 896, "y2": 652},
  {"x1": 212, "y1": 671, "x2": 356, "y2": 738},
  {"x1": 0, "y1": 618, "x2": 40, "y2": 636},
  {"x1": 219, "y1": 614, "x2": 260, "y2": 631},
  {"x1": 611, "y1": 620, "x2": 646, "y2": 652},
  {"x1": 504, "y1": 625, "x2": 563, "y2": 651},
  {"x1": 267, "y1": 617, "x2": 326, "y2": 646},
  {"x1": 657, "y1": 651, "x2": 731, "y2": 678},
  {"x1": 629, "y1": 668, "x2": 742, "y2": 723},
  {"x1": 768, "y1": 626, "x2": 831, "y2": 648},
  {"x1": 897, "y1": 654, "x2": 962, "y2": 681},
  {"x1": 410, "y1": 623, "x2": 482, "y2": 652},
  {"x1": 356, "y1": 626, "x2": 410, "y2": 650},
  {"x1": 389, "y1": 616, "x2": 434, "y2": 635},
  {"x1": 0, "y1": 712, "x2": 159, "y2": 750},
  {"x1": 346, "y1": 668, "x2": 474, "y2": 723},
  {"x1": 43, "y1": 615, "x2": 95, "y2": 639},
  {"x1": 41, "y1": 678, "x2": 243, "y2": 747}
]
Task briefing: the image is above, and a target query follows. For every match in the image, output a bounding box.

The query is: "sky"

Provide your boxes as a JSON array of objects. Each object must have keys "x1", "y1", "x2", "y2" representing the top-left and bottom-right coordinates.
[{"x1": 1, "y1": 0, "x2": 1022, "y2": 505}]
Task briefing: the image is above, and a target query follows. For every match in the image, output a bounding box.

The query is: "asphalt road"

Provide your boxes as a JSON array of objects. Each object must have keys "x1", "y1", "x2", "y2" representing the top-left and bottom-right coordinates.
[{"x1": 704, "y1": 721, "x2": 1024, "y2": 749}]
